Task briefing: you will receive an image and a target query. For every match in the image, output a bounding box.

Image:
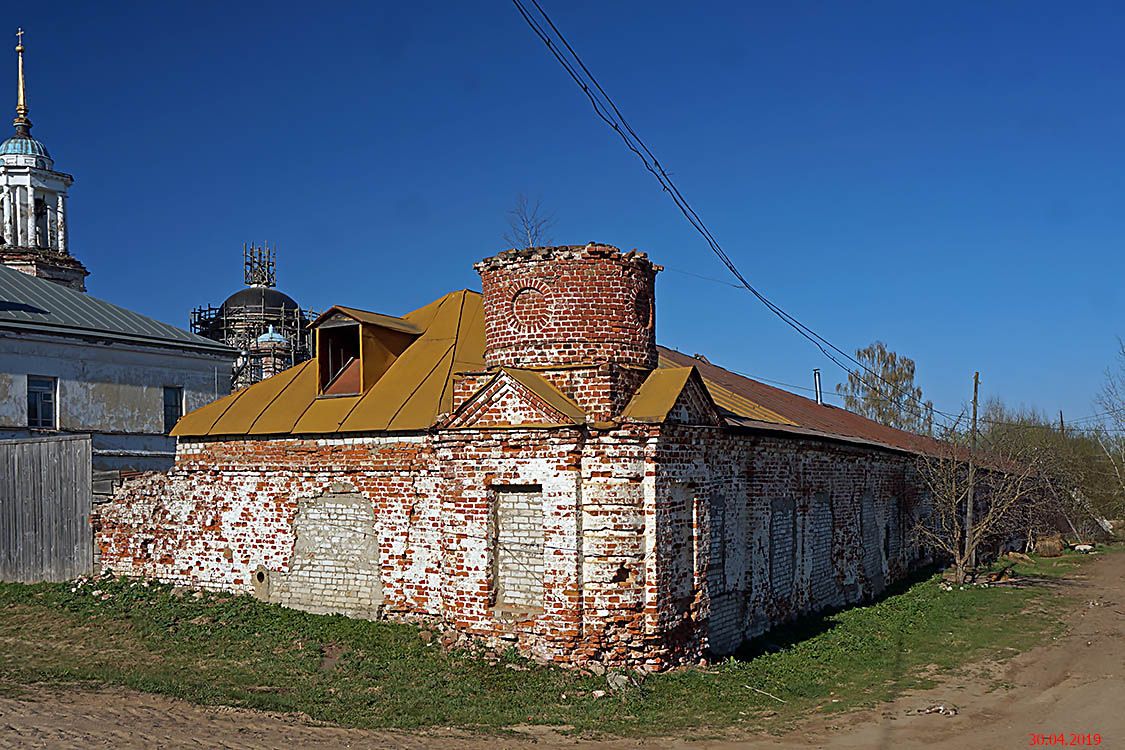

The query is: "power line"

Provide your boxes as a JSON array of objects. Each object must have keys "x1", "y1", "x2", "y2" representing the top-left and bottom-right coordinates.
[
  {"x1": 512, "y1": 0, "x2": 1119, "y2": 436},
  {"x1": 662, "y1": 267, "x2": 1125, "y2": 430},
  {"x1": 661, "y1": 265, "x2": 744, "y2": 289},
  {"x1": 511, "y1": 0, "x2": 955, "y2": 431}
]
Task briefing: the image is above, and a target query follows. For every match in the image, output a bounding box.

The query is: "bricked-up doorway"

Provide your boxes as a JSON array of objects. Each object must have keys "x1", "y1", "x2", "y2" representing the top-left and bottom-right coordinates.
[
  {"x1": 269, "y1": 490, "x2": 383, "y2": 619},
  {"x1": 491, "y1": 484, "x2": 545, "y2": 611},
  {"x1": 667, "y1": 483, "x2": 698, "y2": 615},
  {"x1": 860, "y1": 493, "x2": 886, "y2": 595},
  {"x1": 706, "y1": 490, "x2": 750, "y2": 656}
]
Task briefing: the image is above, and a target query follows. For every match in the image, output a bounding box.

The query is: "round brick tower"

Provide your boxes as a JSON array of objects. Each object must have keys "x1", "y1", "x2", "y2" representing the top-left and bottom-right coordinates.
[{"x1": 474, "y1": 243, "x2": 661, "y2": 370}]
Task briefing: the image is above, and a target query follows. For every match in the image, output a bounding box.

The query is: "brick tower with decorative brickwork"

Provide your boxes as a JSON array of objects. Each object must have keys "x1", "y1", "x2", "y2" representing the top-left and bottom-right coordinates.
[{"x1": 474, "y1": 243, "x2": 661, "y2": 421}]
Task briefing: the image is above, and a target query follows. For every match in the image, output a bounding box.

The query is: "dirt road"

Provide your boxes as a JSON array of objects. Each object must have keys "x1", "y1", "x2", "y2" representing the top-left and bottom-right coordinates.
[
  {"x1": 2, "y1": 551, "x2": 1122, "y2": 749},
  {"x1": 745, "y1": 548, "x2": 1125, "y2": 750}
]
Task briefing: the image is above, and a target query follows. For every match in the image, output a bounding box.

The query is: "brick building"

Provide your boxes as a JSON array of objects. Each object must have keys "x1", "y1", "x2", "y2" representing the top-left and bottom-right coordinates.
[{"x1": 97, "y1": 243, "x2": 937, "y2": 670}]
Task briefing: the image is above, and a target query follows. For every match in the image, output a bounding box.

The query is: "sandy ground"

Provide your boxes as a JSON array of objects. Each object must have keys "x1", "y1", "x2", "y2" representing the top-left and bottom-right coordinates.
[{"x1": 1, "y1": 551, "x2": 1121, "y2": 750}]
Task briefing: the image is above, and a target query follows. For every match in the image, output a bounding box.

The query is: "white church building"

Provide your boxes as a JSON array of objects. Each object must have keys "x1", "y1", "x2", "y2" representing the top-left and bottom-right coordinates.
[
  {"x1": 0, "y1": 30, "x2": 236, "y2": 471},
  {"x1": 0, "y1": 30, "x2": 85, "y2": 291}
]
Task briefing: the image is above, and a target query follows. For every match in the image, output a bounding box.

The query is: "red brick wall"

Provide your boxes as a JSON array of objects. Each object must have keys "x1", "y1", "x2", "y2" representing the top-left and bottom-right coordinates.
[
  {"x1": 649, "y1": 426, "x2": 927, "y2": 662},
  {"x1": 95, "y1": 428, "x2": 663, "y2": 669},
  {"x1": 475, "y1": 244, "x2": 660, "y2": 371},
  {"x1": 95, "y1": 436, "x2": 445, "y2": 616},
  {"x1": 93, "y1": 241, "x2": 935, "y2": 672},
  {"x1": 95, "y1": 422, "x2": 931, "y2": 670}
]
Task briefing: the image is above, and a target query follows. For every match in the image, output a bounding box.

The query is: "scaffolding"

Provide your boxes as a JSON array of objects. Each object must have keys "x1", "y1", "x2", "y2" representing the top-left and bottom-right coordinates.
[{"x1": 191, "y1": 244, "x2": 316, "y2": 390}]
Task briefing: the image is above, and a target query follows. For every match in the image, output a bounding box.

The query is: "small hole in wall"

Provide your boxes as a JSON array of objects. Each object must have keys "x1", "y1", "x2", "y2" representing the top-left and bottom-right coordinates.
[{"x1": 251, "y1": 567, "x2": 270, "y2": 601}]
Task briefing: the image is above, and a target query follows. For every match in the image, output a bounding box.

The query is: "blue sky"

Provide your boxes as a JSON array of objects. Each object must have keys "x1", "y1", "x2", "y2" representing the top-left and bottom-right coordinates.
[{"x1": 11, "y1": 1, "x2": 1123, "y2": 422}]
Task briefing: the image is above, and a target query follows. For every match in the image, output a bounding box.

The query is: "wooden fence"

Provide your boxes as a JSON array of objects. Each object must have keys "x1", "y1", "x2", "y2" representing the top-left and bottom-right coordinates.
[{"x1": 0, "y1": 434, "x2": 93, "y2": 582}]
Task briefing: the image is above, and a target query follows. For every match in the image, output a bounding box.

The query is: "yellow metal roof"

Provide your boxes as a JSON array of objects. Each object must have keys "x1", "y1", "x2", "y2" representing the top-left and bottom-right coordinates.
[
  {"x1": 621, "y1": 366, "x2": 696, "y2": 423},
  {"x1": 172, "y1": 289, "x2": 485, "y2": 437},
  {"x1": 172, "y1": 290, "x2": 799, "y2": 438}
]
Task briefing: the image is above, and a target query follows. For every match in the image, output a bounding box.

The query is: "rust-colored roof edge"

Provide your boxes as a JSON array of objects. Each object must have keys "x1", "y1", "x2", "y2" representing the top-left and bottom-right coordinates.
[
  {"x1": 656, "y1": 345, "x2": 946, "y2": 458},
  {"x1": 721, "y1": 416, "x2": 931, "y2": 457},
  {"x1": 703, "y1": 380, "x2": 798, "y2": 426}
]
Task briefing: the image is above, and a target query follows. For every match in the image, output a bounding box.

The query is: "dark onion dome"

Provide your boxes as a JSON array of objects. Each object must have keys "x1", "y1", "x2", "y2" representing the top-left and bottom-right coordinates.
[{"x1": 220, "y1": 286, "x2": 301, "y2": 314}]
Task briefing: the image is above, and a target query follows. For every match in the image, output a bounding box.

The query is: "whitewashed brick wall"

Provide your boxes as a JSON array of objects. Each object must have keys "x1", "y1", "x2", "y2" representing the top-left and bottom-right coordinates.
[{"x1": 269, "y1": 490, "x2": 383, "y2": 619}]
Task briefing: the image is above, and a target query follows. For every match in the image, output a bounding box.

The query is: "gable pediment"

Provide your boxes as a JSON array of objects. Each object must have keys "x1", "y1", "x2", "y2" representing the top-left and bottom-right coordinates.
[
  {"x1": 666, "y1": 373, "x2": 724, "y2": 426},
  {"x1": 622, "y1": 366, "x2": 723, "y2": 426},
  {"x1": 443, "y1": 369, "x2": 585, "y2": 429}
]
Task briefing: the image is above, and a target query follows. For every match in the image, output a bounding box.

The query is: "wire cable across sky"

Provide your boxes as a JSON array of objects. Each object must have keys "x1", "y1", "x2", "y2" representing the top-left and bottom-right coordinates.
[{"x1": 511, "y1": 0, "x2": 1114, "y2": 434}]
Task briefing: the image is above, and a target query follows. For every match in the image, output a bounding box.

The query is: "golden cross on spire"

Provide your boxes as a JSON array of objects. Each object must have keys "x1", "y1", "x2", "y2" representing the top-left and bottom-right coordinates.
[{"x1": 13, "y1": 26, "x2": 29, "y2": 134}]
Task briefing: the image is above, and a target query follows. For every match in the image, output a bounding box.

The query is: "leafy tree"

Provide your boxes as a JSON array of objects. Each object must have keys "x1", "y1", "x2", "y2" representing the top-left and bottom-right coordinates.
[{"x1": 836, "y1": 341, "x2": 934, "y2": 434}]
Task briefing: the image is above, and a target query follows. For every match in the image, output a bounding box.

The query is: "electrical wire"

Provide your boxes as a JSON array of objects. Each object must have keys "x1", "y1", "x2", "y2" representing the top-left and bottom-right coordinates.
[
  {"x1": 511, "y1": 0, "x2": 953, "y2": 430},
  {"x1": 511, "y1": 0, "x2": 1118, "y2": 435}
]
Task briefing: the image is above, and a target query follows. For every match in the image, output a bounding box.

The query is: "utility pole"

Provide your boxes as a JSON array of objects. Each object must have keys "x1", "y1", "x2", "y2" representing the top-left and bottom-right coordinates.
[
  {"x1": 1059, "y1": 410, "x2": 1065, "y2": 436},
  {"x1": 965, "y1": 371, "x2": 980, "y2": 575}
]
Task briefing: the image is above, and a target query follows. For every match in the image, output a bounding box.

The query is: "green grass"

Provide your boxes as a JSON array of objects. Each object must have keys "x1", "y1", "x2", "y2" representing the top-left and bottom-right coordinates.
[
  {"x1": 1001, "y1": 550, "x2": 1092, "y2": 578},
  {"x1": 0, "y1": 551, "x2": 1102, "y2": 736}
]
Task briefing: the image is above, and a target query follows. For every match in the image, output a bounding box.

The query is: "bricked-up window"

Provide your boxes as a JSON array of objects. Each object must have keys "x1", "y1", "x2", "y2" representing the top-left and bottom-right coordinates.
[
  {"x1": 492, "y1": 484, "x2": 545, "y2": 610},
  {"x1": 317, "y1": 319, "x2": 361, "y2": 395},
  {"x1": 26, "y1": 375, "x2": 56, "y2": 428},
  {"x1": 271, "y1": 491, "x2": 383, "y2": 619},
  {"x1": 709, "y1": 491, "x2": 745, "y2": 594},
  {"x1": 723, "y1": 493, "x2": 749, "y2": 593},
  {"x1": 667, "y1": 484, "x2": 698, "y2": 612},
  {"x1": 769, "y1": 496, "x2": 797, "y2": 599},
  {"x1": 858, "y1": 492, "x2": 886, "y2": 591},
  {"x1": 162, "y1": 386, "x2": 184, "y2": 434},
  {"x1": 709, "y1": 492, "x2": 727, "y2": 586}
]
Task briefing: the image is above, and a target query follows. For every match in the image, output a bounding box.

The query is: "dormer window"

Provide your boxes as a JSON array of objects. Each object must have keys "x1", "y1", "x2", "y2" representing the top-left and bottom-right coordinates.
[
  {"x1": 317, "y1": 315, "x2": 361, "y2": 396},
  {"x1": 312, "y1": 306, "x2": 423, "y2": 398}
]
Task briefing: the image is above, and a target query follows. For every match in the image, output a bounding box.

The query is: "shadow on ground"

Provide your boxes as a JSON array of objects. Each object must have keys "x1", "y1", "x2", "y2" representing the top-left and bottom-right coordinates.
[{"x1": 725, "y1": 564, "x2": 941, "y2": 663}]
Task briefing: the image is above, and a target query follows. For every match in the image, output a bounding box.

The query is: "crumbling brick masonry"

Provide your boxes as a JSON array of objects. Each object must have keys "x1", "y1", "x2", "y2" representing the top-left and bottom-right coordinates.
[{"x1": 96, "y1": 244, "x2": 930, "y2": 670}]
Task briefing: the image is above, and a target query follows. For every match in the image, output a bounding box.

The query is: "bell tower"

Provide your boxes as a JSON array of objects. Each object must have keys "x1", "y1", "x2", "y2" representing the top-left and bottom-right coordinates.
[{"x1": 0, "y1": 29, "x2": 88, "y2": 291}]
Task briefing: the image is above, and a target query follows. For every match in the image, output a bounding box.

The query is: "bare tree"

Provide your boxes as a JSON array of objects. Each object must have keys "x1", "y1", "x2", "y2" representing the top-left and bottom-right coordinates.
[
  {"x1": 503, "y1": 194, "x2": 556, "y2": 249},
  {"x1": 836, "y1": 341, "x2": 934, "y2": 435},
  {"x1": 914, "y1": 429, "x2": 1055, "y2": 584},
  {"x1": 1095, "y1": 339, "x2": 1125, "y2": 515},
  {"x1": 983, "y1": 397, "x2": 1118, "y2": 537}
]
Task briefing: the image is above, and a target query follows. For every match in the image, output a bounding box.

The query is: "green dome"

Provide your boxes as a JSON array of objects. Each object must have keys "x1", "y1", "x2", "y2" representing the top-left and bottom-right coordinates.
[{"x1": 0, "y1": 135, "x2": 50, "y2": 159}]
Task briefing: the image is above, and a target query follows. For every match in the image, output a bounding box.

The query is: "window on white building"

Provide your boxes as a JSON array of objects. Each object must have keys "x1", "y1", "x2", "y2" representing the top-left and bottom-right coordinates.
[
  {"x1": 163, "y1": 386, "x2": 184, "y2": 434},
  {"x1": 27, "y1": 375, "x2": 56, "y2": 429}
]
